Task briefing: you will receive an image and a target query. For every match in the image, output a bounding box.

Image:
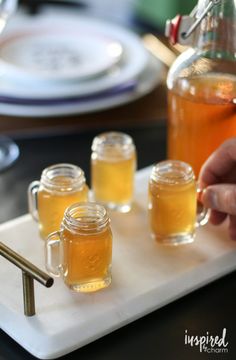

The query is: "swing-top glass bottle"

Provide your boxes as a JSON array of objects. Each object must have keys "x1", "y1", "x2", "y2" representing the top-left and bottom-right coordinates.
[{"x1": 167, "y1": 0, "x2": 236, "y2": 177}]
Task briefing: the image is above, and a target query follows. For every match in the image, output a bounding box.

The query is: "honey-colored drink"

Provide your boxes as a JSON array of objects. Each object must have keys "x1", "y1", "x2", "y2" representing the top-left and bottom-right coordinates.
[
  {"x1": 46, "y1": 202, "x2": 113, "y2": 292},
  {"x1": 149, "y1": 177, "x2": 197, "y2": 238},
  {"x1": 28, "y1": 163, "x2": 89, "y2": 239},
  {"x1": 91, "y1": 132, "x2": 136, "y2": 212},
  {"x1": 92, "y1": 152, "x2": 135, "y2": 205},
  {"x1": 38, "y1": 176, "x2": 88, "y2": 239},
  {"x1": 62, "y1": 226, "x2": 112, "y2": 292},
  {"x1": 168, "y1": 74, "x2": 236, "y2": 176},
  {"x1": 148, "y1": 161, "x2": 206, "y2": 245}
]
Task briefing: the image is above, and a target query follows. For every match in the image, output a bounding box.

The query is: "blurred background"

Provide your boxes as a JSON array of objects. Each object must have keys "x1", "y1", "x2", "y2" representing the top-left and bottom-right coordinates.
[{"x1": 19, "y1": 0, "x2": 196, "y2": 30}]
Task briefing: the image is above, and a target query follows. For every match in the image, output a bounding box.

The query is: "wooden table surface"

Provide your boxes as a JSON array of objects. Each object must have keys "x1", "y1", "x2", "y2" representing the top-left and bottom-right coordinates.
[{"x1": 0, "y1": 83, "x2": 168, "y2": 135}]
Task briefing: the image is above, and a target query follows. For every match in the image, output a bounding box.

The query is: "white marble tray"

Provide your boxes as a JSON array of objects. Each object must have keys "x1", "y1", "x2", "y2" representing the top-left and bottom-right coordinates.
[{"x1": 1, "y1": 166, "x2": 236, "y2": 359}]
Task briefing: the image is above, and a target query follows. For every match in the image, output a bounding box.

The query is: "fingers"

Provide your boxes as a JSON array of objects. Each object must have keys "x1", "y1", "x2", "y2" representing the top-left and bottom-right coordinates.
[
  {"x1": 202, "y1": 184, "x2": 236, "y2": 215},
  {"x1": 228, "y1": 215, "x2": 236, "y2": 240},
  {"x1": 209, "y1": 210, "x2": 227, "y2": 225},
  {"x1": 207, "y1": 211, "x2": 236, "y2": 241},
  {"x1": 199, "y1": 137, "x2": 236, "y2": 187},
  {"x1": 198, "y1": 138, "x2": 236, "y2": 240}
]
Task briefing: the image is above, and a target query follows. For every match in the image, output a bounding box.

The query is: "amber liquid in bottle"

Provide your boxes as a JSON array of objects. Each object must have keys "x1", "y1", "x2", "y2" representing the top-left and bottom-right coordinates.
[{"x1": 168, "y1": 74, "x2": 236, "y2": 176}]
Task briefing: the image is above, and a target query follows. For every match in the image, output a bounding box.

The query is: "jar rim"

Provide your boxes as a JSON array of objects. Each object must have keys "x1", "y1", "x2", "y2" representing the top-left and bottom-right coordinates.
[
  {"x1": 41, "y1": 163, "x2": 86, "y2": 192},
  {"x1": 63, "y1": 202, "x2": 110, "y2": 233},
  {"x1": 91, "y1": 132, "x2": 135, "y2": 161},
  {"x1": 92, "y1": 131, "x2": 134, "y2": 149},
  {"x1": 150, "y1": 160, "x2": 195, "y2": 184}
]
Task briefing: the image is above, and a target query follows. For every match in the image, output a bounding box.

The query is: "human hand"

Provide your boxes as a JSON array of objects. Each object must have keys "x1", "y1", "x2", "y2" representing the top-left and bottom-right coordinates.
[{"x1": 199, "y1": 138, "x2": 236, "y2": 240}]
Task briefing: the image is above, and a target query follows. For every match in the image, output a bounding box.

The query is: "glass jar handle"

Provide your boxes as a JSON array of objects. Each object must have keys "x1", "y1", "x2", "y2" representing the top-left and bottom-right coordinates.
[
  {"x1": 196, "y1": 187, "x2": 209, "y2": 227},
  {"x1": 28, "y1": 181, "x2": 40, "y2": 222},
  {"x1": 45, "y1": 231, "x2": 62, "y2": 277}
]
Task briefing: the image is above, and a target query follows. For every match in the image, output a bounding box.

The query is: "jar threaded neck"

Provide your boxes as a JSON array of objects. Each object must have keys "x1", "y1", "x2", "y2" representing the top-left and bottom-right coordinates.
[
  {"x1": 41, "y1": 163, "x2": 86, "y2": 192},
  {"x1": 91, "y1": 132, "x2": 135, "y2": 159},
  {"x1": 151, "y1": 160, "x2": 195, "y2": 185},
  {"x1": 63, "y1": 202, "x2": 110, "y2": 233}
]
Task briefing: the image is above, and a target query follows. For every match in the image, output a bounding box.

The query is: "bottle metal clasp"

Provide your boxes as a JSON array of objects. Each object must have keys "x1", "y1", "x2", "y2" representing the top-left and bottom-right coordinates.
[{"x1": 165, "y1": 0, "x2": 221, "y2": 45}]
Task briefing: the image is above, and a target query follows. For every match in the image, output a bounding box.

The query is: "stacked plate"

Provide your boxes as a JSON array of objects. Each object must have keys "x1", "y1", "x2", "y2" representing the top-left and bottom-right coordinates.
[{"x1": 0, "y1": 10, "x2": 163, "y2": 117}]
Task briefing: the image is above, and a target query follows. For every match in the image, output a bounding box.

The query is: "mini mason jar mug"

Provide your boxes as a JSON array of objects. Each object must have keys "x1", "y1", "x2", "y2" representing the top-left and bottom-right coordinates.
[
  {"x1": 46, "y1": 202, "x2": 113, "y2": 292},
  {"x1": 148, "y1": 160, "x2": 208, "y2": 245},
  {"x1": 28, "y1": 163, "x2": 89, "y2": 239},
  {"x1": 91, "y1": 131, "x2": 136, "y2": 213}
]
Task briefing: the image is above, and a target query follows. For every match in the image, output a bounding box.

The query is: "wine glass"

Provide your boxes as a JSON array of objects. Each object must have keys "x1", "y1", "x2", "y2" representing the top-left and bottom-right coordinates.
[{"x1": 0, "y1": 0, "x2": 19, "y2": 172}]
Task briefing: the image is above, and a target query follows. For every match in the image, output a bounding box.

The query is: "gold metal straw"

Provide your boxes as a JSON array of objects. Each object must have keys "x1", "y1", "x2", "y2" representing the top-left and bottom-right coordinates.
[{"x1": 0, "y1": 241, "x2": 53, "y2": 316}]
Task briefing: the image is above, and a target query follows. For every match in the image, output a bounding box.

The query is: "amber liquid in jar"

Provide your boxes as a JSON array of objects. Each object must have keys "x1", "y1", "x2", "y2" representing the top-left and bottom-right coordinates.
[
  {"x1": 149, "y1": 160, "x2": 198, "y2": 245},
  {"x1": 92, "y1": 151, "x2": 135, "y2": 205},
  {"x1": 149, "y1": 176, "x2": 197, "y2": 237},
  {"x1": 38, "y1": 177, "x2": 88, "y2": 239},
  {"x1": 168, "y1": 74, "x2": 236, "y2": 176},
  {"x1": 91, "y1": 132, "x2": 136, "y2": 212},
  {"x1": 33, "y1": 164, "x2": 89, "y2": 239},
  {"x1": 61, "y1": 224, "x2": 112, "y2": 292}
]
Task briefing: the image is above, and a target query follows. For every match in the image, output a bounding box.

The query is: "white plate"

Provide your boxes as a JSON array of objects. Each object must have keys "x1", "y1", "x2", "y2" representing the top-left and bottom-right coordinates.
[
  {"x1": 0, "y1": 55, "x2": 163, "y2": 117},
  {"x1": 0, "y1": 31, "x2": 123, "y2": 82},
  {"x1": 0, "y1": 11, "x2": 148, "y2": 97}
]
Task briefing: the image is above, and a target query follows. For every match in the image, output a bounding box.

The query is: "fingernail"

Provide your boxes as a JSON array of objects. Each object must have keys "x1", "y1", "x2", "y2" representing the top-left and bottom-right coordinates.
[
  {"x1": 205, "y1": 189, "x2": 219, "y2": 209},
  {"x1": 197, "y1": 187, "x2": 204, "y2": 202}
]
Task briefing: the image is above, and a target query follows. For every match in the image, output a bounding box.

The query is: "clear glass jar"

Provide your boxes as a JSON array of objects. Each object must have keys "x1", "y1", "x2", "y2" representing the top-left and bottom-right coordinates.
[
  {"x1": 148, "y1": 160, "x2": 208, "y2": 245},
  {"x1": 46, "y1": 202, "x2": 113, "y2": 292},
  {"x1": 28, "y1": 163, "x2": 89, "y2": 239},
  {"x1": 91, "y1": 132, "x2": 136, "y2": 213},
  {"x1": 167, "y1": 0, "x2": 236, "y2": 177}
]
